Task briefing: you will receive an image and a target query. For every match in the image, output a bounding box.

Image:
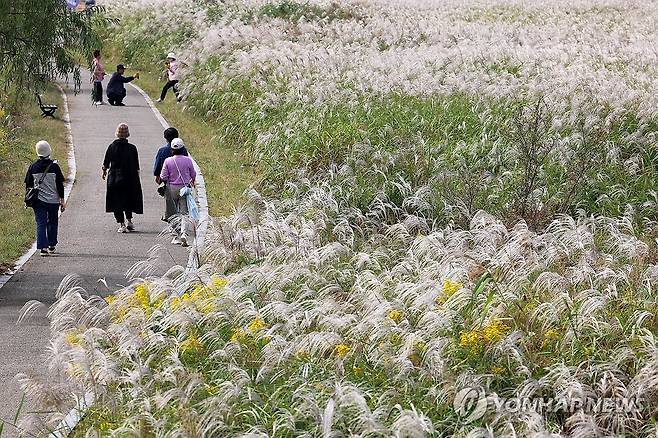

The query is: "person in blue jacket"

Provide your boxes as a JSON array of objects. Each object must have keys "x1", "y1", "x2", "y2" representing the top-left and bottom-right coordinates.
[
  {"x1": 106, "y1": 64, "x2": 139, "y2": 106},
  {"x1": 153, "y1": 127, "x2": 188, "y2": 221}
]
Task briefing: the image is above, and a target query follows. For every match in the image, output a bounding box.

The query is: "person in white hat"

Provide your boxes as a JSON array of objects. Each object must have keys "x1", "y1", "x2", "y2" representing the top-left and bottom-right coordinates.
[
  {"x1": 159, "y1": 137, "x2": 196, "y2": 246},
  {"x1": 155, "y1": 52, "x2": 181, "y2": 103},
  {"x1": 24, "y1": 140, "x2": 66, "y2": 256}
]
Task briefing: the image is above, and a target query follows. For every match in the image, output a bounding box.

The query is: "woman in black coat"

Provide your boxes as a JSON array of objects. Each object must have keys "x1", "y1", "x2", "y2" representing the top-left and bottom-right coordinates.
[{"x1": 102, "y1": 123, "x2": 143, "y2": 233}]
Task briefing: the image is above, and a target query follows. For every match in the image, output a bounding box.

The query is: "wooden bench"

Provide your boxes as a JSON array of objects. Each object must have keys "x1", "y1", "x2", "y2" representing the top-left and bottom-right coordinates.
[{"x1": 36, "y1": 93, "x2": 58, "y2": 118}]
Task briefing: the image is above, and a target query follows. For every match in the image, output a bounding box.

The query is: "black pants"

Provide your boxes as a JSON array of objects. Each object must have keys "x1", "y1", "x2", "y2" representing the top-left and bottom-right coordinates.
[
  {"x1": 113, "y1": 210, "x2": 133, "y2": 223},
  {"x1": 107, "y1": 90, "x2": 126, "y2": 106},
  {"x1": 93, "y1": 81, "x2": 103, "y2": 102},
  {"x1": 160, "y1": 80, "x2": 180, "y2": 101}
]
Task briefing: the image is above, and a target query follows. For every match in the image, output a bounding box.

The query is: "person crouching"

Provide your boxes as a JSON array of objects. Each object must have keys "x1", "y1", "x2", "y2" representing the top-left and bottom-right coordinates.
[{"x1": 106, "y1": 64, "x2": 139, "y2": 106}]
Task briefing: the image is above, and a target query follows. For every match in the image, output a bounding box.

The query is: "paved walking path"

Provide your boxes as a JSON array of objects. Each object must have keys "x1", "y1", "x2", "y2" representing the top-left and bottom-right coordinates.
[{"x1": 0, "y1": 78, "x2": 191, "y2": 432}]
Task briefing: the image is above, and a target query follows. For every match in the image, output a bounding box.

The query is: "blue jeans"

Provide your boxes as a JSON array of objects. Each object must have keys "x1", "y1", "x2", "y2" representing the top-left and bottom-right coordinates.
[{"x1": 33, "y1": 200, "x2": 59, "y2": 249}]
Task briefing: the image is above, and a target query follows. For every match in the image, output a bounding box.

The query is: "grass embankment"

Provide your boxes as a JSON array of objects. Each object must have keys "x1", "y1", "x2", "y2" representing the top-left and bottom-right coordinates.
[
  {"x1": 0, "y1": 86, "x2": 68, "y2": 271},
  {"x1": 103, "y1": 47, "x2": 258, "y2": 217}
]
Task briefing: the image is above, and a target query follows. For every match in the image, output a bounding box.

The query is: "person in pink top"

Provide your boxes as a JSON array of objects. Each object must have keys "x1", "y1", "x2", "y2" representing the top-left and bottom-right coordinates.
[
  {"x1": 91, "y1": 49, "x2": 105, "y2": 105},
  {"x1": 160, "y1": 138, "x2": 196, "y2": 246},
  {"x1": 155, "y1": 52, "x2": 181, "y2": 103}
]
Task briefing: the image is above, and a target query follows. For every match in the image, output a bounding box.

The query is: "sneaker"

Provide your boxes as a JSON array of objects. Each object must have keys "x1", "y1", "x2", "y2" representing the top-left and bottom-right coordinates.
[
  {"x1": 126, "y1": 220, "x2": 135, "y2": 231},
  {"x1": 117, "y1": 224, "x2": 127, "y2": 233},
  {"x1": 180, "y1": 235, "x2": 188, "y2": 247},
  {"x1": 171, "y1": 236, "x2": 182, "y2": 245},
  {"x1": 48, "y1": 246, "x2": 56, "y2": 254},
  {"x1": 95, "y1": 101, "x2": 103, "y2": 106},
  {"x1": 155, "y1": 98, "x2": 163, "y2": 103},
  {"x1": 39, "y1": 249, "x2": 49, "y2": 257}
]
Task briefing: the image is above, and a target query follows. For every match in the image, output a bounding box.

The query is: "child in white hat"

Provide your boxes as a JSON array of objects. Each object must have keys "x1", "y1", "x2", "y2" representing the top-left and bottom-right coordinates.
[{"x1": 155, "y1": 52, "x2": 181, "y2": 103}]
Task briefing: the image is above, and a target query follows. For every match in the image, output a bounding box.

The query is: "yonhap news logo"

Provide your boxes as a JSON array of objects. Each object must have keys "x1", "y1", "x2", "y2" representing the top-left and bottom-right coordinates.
[
  {"x1": 454, "y1": 387, "x2": 488, "y2": 423},
  {"x1": 454, "y1": 387, "x2": 644, "y2": 423}
]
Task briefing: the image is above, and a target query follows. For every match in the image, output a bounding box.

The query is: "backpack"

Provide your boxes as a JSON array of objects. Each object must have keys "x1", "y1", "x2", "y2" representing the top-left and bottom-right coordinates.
[{"x1": 25, "y1": 161, "x2": 54, "y2": 207}]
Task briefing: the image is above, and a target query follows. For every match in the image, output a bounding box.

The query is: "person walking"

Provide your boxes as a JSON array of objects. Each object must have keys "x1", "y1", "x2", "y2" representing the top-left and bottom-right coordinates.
[
  {"x1": 102, "y1": 123, "x2": 143, "y2": 233},
  {"x1": 24, "y1": 141, "x2": 66, "y2": 256},
  {"x1": 91, "y1": 49, "x2": 105, "y2": 105},
  {"x1": 153, "y1": 127, "x2": 188, "y2": 221},
  {"x1": 160, "y1": 138, "x2": 196, "y2": 247},
  {"x1": 155, "y1": 53, "x2": 181, "y2": 103},
  {"x1": 106, "y1": 64, "x2": 139, "y2": 106}
]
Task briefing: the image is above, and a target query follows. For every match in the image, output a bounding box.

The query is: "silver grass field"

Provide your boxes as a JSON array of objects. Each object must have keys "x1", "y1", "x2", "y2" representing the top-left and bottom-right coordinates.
[{"x1": 17, "y1": 0, "x2": 658, "y2": 436}]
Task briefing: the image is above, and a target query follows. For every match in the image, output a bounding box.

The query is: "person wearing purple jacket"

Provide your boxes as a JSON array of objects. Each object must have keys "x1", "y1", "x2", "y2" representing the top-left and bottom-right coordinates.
[{"x1": 160, "y1": 137, "x2": 196, "y2": 246}]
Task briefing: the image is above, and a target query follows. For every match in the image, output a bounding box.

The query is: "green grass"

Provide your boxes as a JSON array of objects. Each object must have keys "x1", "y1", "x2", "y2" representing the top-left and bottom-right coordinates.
[{"x1": 0, "y1": 86, "x2": 68, "y2": 271}]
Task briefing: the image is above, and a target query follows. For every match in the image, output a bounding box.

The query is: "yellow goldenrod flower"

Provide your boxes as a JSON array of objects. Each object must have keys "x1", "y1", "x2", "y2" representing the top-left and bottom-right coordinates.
[
  {"x1": 210, "y1": 276, "x2": 228, "y2": 290},
  {"x1": 414, "y1": 341, "x2": 427, "y2": 352},
  {"x1": 437, "y1": 279, "x2": 464, "y2": 305},
  {"x1": 482, "y1": 319, "x2": 509, "y2": 343},
  {"x1": 231, "y1": 328, "x2": 246, "y2": 343},
  {"x1": 388, "y1": 309, "x2": 403, "y2": 323},
  {"x1": 459, "y1": 330, "x2": 483, "y2": 354},
  {"x1": 65, "y1": 331, "x2": 81, "y2": 346},
  {"x1": 171, "y1": 292, "x2": 192, "y2": 311},
  {"x1": 491, "y1": 365, "x2": 505, "y2": 374},
  {"x1": 99, "y1": 421, "x2": 114, "y2": 431},
  {"x1": 134, "y1": 283, "x2": 150, "y2": 307},
  {"x1": 541, "y1": 328, "x2": 560, "y2": 348},
  {"x1": 544, "y1": 329, "x2": 559, "y2": 341},
  {"x1": 104, "y1": 295, "x2": 116, "y2": 305},
  {"x1": 352, "y1": 366, "x2": 363, "y2": 376},
  {"x1": 125, "y1": 283, "x2": 154, "y2": 317},
  {"x1": 190, "y1": 284, "x2": 206, "y2": 299},
  {"x1": 443, "y1": 279, "x2": 463, "y2": 297},
  {"x1": 180, "y1": 334, "x2": 204, "y2": 354},
  {"x1": 248, "y1": 318, "x2": 267, "y2": 332},
  {"x1": 197, "y1": 301, "x2": 217, "y2": 314},
  {"x1": 334, "y1": 344, "x2": 351, "y2": 358},
  {"x1": 204, "y1": 384, "x2": 218, "y2": 395},
  {"x1": 390, "y1": 333, "x2": 402, "y2": 344},
  {"x1": 459, "y1": 320, "x2": 510, "y2": 355},
  {"x1": 153, "y1": 297, "x2": 164, "y2": 309}
]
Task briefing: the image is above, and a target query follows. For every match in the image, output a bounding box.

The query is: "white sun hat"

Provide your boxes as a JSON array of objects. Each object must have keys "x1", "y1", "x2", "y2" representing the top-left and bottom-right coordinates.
[
  {"x1": 171, "y1": 138, "x2": 185, "y2": 150},
  {"x1": 35, "y1": 140, "x2": 52, "y2": 157},
  {"x1": 167, "y1": 52, "x2": 176, "y2": 60}
]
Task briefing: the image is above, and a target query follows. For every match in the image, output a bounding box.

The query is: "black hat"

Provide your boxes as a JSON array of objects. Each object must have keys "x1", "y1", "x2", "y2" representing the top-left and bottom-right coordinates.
[{"x1": 116, "y1": 64, "x2": 125, "y2": 71}]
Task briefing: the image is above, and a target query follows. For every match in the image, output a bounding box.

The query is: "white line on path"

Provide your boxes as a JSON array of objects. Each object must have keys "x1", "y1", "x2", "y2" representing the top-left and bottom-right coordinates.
[{"x1": 0, "y1": 84, "x2": 77, "y2": 290}]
